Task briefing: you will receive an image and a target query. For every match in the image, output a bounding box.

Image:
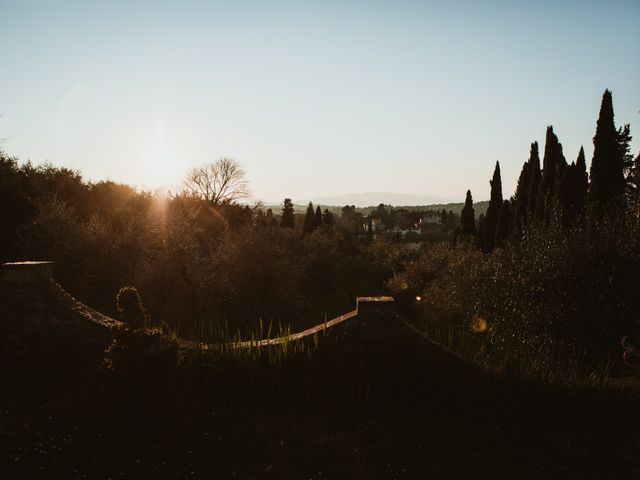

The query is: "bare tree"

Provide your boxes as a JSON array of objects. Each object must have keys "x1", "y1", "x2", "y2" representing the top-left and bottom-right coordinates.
[{"x1": 184, "y1": 158, "x2": 250, "y2": 205}]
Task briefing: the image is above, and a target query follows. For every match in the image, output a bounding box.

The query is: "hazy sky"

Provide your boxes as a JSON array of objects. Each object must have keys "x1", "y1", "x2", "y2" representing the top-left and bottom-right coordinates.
[{"x1": 1, "y1": 1, "x2": 639, "y2": 203}]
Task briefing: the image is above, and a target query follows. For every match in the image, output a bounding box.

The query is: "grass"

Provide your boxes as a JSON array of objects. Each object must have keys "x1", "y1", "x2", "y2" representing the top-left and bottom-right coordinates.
[
  {"x1": 2, "y1": 306, "x2": 639, "y2": 478},
  {"x1": 423, "y1": 319, "x2": 614, "y2": 390}
]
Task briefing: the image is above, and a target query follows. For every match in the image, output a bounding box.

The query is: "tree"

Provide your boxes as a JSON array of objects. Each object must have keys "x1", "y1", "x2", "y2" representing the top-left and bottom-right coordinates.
[
  {"x1": 303, "y1": 202, "x2": 316, "y2": 235},
  {"x1": 589, "y1": 90, "x2": 625, "y2": 206},
  {"x1": 618, "y1": 123, "x2": 636, "y2": 196},
  {"x1": 373, "y1": 203, "x2": 391, "y2": 226},
  {"x1": 512, "y1": 160, "x2": 530, "y2": 229},
  {"x1": 536, "y1": 126, "x2": 566, "y2": 221},
  {"x1": 440, "y1": 209, "x2": 448, "y2": 225},
  {"x1": 459, "y1": 190, "x2": 477, "y2": 238},
  {"x1": 322, "y1": 208, "x2": 334, "y2": 226},
  {"x1": 314, "y1": 206, "x2": 323, "y2": 229},
  {"x1": 0, "y1": 154, "x2": 37, "y2": 260},
  {"x1": 280, "y1": 198, "x2": 295, "y2": 229},
  {"x1": 628, "y1": 151, "x2": 640, "y2": 205},
  {"x1": 576, "y1": 145, "x2": 589, "y2": 203},
  {"x1": 556, "y1": 146, "x2": 588, "y2": 223},
  {"x1": 482, "y1": 161, "x2": 503, "y2": 253},
  {"x1": 366, "y1": 215, "x2": 373, "y2": 243},
  {"x1": 495, "y1": 200, "x2": 511, "y2": 248},
  {"x1": 511, "y1": 142, "x2": 538, "y2": 232},
  {"x1": 527, "y1": 142, "x2": 541, "y2": 217},
  {"x1": 265, "y1": 208, "x2": 277, "y2": 226},
  {"x1": 184, "y1": 158, "x2": 249, "y2": 206},
  {"x1": 340, "y1": 205, "x2": 358, "y2": 233}
]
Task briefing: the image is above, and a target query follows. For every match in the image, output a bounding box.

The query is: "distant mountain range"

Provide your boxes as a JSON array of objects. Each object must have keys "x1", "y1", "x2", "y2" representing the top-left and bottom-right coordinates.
[{"x1": 297, "y1": 192, "x2": 452, "y2": 207}]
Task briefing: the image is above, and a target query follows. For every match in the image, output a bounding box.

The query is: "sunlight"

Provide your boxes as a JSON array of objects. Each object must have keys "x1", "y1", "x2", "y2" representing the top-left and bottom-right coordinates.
[{"x1": 139, "y1": 121, "x2": 187, "y2": 189}]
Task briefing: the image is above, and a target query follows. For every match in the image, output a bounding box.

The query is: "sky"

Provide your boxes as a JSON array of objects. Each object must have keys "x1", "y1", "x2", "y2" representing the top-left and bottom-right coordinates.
[{"x1": 1, "y1": 0, "x2": 639, "y2": 203}]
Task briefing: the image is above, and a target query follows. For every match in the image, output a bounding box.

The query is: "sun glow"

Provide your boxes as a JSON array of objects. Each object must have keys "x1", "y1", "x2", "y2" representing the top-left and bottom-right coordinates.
[{"x1": 138, "y1": 119, "x2": 188, "y2": 189}]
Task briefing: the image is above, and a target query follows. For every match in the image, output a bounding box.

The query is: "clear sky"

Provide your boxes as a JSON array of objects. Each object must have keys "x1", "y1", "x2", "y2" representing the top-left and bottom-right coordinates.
[{"x1": 1, "y1": 0, "x2": 639, "y2": 203}]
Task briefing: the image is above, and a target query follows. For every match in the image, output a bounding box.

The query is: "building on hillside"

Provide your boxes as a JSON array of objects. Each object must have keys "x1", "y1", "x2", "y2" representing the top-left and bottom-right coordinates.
[{"x1": 419, "y1": 211, "x2": 441, "y2": 226}]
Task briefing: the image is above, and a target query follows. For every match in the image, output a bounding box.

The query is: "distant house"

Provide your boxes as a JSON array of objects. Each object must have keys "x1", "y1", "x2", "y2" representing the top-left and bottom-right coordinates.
[
  {"x1": 419, "y1": 211, "x2": 441, "y2": 226},
  {"x1": 363, "y1": 217, "x2": 386, "y2": 232},
  {"x1": 371, "y1": 217, "x2": 385, "y2": 231}
]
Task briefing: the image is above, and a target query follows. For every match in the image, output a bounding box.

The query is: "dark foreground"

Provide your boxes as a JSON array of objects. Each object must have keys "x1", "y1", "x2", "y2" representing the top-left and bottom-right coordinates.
[{"x1": 1, "y1": 333, "x2": 639, "y2": 479}]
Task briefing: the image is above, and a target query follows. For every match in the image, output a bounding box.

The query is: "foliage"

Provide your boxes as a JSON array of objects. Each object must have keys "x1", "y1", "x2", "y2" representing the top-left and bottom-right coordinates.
[
  {"x1": 390, "y1": 209, "x2": 639, "y2": 379},
  {"x1": 589, "y1": 90, "x2": 626, "y2": 206},
  {"x1": 302, "y1": 201, "x2": 316, "y2": 235},
  {"x1": 116, "y1": 286, "x2": 148, "y2": 330},
  {"x1": 458, "y1": 189, "x2": 477, "y2": 239},
  {"x1": 183, "y1": 158, "x2": 249, "y2": 205},
  {"x1": 280, "y1": 197, "x2": 295, "y2": 229},
  {"x1": 482, "y1": 161, "x2": 502, "y2": 252}
]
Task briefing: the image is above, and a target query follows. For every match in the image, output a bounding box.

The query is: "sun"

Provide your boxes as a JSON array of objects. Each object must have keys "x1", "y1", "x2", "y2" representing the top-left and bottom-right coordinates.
[{"x1": 139, "y1": 123, "x2": 187, "y2": 189}]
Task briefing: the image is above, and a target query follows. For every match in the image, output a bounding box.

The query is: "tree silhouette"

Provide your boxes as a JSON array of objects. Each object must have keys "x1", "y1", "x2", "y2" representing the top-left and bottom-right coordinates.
[
  {"x1": 459, "y1": 190, "x2": 477, "y2": 239},
  {"x1": 314, "y1": 205, "x2": 323, "y2": 229},
  {"x1": 303, "y1": 202, "x2": 316, "y2": 235},
  {"x1": 511, "y1": 144, "x2": 535, "y2": 233},
  {"x1": 527, "y1": 142, "x2": 541, "y2": 218},
  {"x1": 628, "y1": 151, "x2": 640, "y2": 204},
  {"x1": 322, "y1": 208, "x2": 334, "y2": 226},
  {"x1": 184, "y1": 158, "x2": 249, "y2": 205},
  {"x1": 537, "y1": 127, "x2": 566, "y2": 221},
  {"x1": 495, "y1": 200, "x2": 511, "y2": 248},
  {"x1": 618, "y1": 123, "x2": 636, "y2": 197},
  {"x1": 576, "y1": 145, "x2": 589, "y2": 203},
  {"x1": 589, "y1": 90, "x2": 625, "y2": 206},
  {"x1": 482, "y1": 161, "x2": 503, "y2": 253},
  {"x1": 265, "y1": 208, "x2": 277, "y2": 226},
  {"x1": 280, "y1": 198, "x2": 295, "y2": 229}
]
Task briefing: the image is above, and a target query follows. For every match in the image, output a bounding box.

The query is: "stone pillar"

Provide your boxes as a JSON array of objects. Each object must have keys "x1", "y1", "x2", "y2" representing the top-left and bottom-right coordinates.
[
  {"x1": 356, "y1": 296, "x2": 395, "y2": 320},
  {"x1": 1, "y1": 261, "x2": 54, "y2": 283}
]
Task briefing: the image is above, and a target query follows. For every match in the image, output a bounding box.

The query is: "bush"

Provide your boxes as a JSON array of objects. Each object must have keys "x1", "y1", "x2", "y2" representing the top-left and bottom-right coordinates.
[
  {"x1": 390, "y1": 212, "x2": 640, "y2": 381},
  {"x1": 116, "y1": 286, "x2": 148, "y2": 330}
]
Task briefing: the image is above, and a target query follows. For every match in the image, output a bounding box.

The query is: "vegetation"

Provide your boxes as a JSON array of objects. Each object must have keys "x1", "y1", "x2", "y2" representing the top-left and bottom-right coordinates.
[{"x1": 2, "y1": 89, "x2": 640, "y2": 478}]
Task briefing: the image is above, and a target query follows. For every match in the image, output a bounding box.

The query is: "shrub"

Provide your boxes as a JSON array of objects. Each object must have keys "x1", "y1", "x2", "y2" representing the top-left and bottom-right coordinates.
[{"x1": 116, "y1": 286, "x2": 148, "y2": 330}]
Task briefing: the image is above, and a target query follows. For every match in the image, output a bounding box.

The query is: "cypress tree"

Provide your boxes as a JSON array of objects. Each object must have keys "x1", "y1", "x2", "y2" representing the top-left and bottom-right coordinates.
[
  {"x1": 589, "y1": 90, "x2": 625, "y2": 206},
  {"x1": 512, "y1": 145, "x2": 535, "y2": 232},
  {"x1": 539, "y1": 127, "x2": 558, "y2": 196},
  {"x1": 459, "y1": 190, "x2": 477, "y2": 238},
  {"x1": 440, "y1": 209, "x2": 447, "y2": 225},
  {"x1": 555, "y1": 142, "x2": 568, "y2": 192},
  {"x1": 537, "y1": 126, "x2": 566, "y2": 220},
  {"x1": 627, "y1": 151, "x2": 640, "y2": 203},
  {"x1": 314, "y1": 205, "x2": 323, "y2": 228},
  {"x1": 280, "y1": 198, "x2": 295, "y2": 229},
  {"x1": 527, "y1": 142, "x2": 541, "y2": 218},
  {"x1": 495, "y1": 200, "x2": 511, "y2": 248},
  {"x1": 482, "y1": 161, "x2": 503, "y2": 253},
  {"x1": 558, "y1": 166, "x2": 578, "y2": 224},
  {"x1": 618, "y1": 124, "x2": 635, "y2": 195},
  {"x1": 576, "y1": 145, "x2": 588, "y2": 203},
  {"x1": 558, "y1": 147, "x2": 589, "y2": 225},
  {"x1": 303, "y1": 202, "x2": 316, "y2": 235}
]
